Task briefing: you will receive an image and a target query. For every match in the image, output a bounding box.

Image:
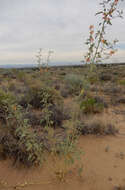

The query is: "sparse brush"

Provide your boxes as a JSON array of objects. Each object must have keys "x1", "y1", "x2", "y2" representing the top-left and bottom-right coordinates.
[
  {"x1": 75, "y1": 115, "x2": 118, "y2": 135},
  {"x1": 48, "y1": 132, "x2": 83, "y2": 182},
  {"x1": 15, "y1": 70, "x2": 26, "y2": 82},
  {"x1": 79, "y1": 95, "x2": 106, "y2": 114},
  {"x1": 8, "y1": 81, "x2": 16, "y2": 91},
  {"x1": 0, "y1": 89, "x2": 16, "y2": 123},
  {"x1": 64, "y1": 74, "x2": 89, "y2": 96}
]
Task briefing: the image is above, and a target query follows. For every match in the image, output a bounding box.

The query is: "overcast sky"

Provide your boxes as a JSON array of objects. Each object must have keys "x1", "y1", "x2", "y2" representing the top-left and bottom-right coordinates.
[{"x1": 0, "y1": 0, "x2": 125, "y2": 65}]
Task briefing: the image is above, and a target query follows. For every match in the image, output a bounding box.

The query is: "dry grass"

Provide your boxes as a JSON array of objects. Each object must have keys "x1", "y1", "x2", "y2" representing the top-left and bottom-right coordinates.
[{"x1": 82, "y1": 112, "x2": 118, "y2": 135}]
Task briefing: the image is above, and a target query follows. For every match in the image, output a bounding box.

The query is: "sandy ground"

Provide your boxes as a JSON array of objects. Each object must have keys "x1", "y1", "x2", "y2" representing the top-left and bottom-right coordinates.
[{"x1": 0, "y1": 107, "x2": 125, "y2": 190}]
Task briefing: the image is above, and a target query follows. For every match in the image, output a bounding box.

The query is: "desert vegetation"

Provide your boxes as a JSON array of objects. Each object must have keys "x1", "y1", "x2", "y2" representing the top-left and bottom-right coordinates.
[
  {"x1": 0, "y1": 0, "x2": 125, "y2": 190},
  {"x1": 1, "y1": 62, "x2": 125, "y2": 188}
]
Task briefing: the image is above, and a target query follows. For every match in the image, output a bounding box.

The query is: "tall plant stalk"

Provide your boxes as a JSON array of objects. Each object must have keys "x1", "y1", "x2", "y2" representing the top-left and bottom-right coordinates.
[{"x1": 84, "y1": 0, "x2": 124, "y2": 73}]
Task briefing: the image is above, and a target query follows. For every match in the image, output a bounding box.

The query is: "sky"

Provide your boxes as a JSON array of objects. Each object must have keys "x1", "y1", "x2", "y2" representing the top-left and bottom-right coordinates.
[{"x1": 0, "y1": 0, "x2": 125, "y2": 65}]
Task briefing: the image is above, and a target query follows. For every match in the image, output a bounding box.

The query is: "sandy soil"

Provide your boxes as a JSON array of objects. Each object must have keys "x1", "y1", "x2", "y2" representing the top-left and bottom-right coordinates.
[{"x1": 0, "y1": 107, "x2": 125, "y2": 190}]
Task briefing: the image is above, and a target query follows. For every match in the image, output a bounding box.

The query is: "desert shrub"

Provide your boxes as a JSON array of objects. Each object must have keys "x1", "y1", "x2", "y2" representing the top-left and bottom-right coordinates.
[
  {"x1": 60, "y1": 71, "x2": 66, "y2": 76},
  {"x1": 40, "y1": 105, "x2": 65, "y2": 128},
  {"x1": 14, "y1": 119, "x2": 44, "y2": 166},
  {"x1": 90, "y1": 85, "x2": 99, "y2": 92},
  {"x1": 43, "y1": 105, "x2": 67, "y2": 128},
  {"x1": 94, "y1": 96, "x2": 108, "y2": 108},
  {"x1": 0, "y1": 104, "x2": 81, "y2": 167},
  {"x1": 75, "y1": 119, "x2": 118, "y2": 135},
  {"x1": 0, "y1": 90, "x2": 45, "y2": 166},
  {"x1": 8, "y1": 81, "x2": 16, "y2": 91},
  {"x1": 103, "y1": 85, "x2": 121, "y2": 95},
  {"x1": 99, "y1": 73, "x2": 112, "y2": 81},
  {"x1": 29, "y1": 87, "x2": 63, "y2": 109},
  {"x1": 54, "y1": 83, "x2": 60, "y2": 90},
  {"x1": 19, "y1": 84, "x2": 65, "y2": 128},
  {"x1": 18, "y1": 95, "x2": 28, "y2": 108},
  {"x1": 87, "y1": 71, "x2": 99, "y2": 84},
  {"x1": 0, "y1": 106, "x2": 44, "y2": 166},
  {"x1": 16, "y1": 71, "x2": 26, "y2": 82},
  {"x1": 113, "y1": 71, "x2": 119, "y2": 75},
  {"x1": 0, "y1": 89, "x2": 16, "y2": 123},
  {"x1": 1, "y1": 70, "x2": 14, "y2": 79},
  {"x1": 115, "y1": 97, "x2": 125, "y2": 104},
  {"x1": 64, "y1": 74, "x2": 85, "y2": 95},
  {"x1": 118, "y1": 79, "x2": 125, "y2": 86},
  {"x1": 24, "y1": 112, "x2": 42, "y2": 126},
  {"x1": 25, "y1": 106, "x2": 64, "y2": 128},
  {"x1": 79, "y1": 96, "x2": 105, "y2": 114},
  {"x1": 56, "y1": 134, "x2": 82, "y2": 163},
  {"x1": 60, "y1": 86, "x2": 71, "y2": 98}
]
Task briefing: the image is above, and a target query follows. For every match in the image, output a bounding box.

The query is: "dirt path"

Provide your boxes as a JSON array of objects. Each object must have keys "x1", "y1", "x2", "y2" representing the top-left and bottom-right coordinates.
[{"x1": 0, "y1": 108, "x2": 125, "y2": 190}]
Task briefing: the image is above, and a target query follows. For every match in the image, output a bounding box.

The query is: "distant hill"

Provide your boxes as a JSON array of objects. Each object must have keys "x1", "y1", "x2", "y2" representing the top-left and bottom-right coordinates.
[
  {"x1": 0, "y1": 62, "x2": 83, "y2": 69},
  {"x1": 0, "y1": 62, "x2": 125, "y2": 69}
]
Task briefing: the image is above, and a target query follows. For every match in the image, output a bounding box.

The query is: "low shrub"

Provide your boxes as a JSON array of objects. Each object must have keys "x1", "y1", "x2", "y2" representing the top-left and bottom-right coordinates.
[
  {"x1": 87, "y1": 72, "x2": 99, "y2": 84},
  {"x1": 16, "y1": 71, "x2": 26, "y2": 82},
  {"x1": 8, "y1": 82, "x2": 16, "y2": 91},
  {"x1": 79, "y1": 96, "x2": 106, "y2": 114},
  {"x1": 40, "y1": 105, "x2": 65, "y2": 128},
  {"x1": 116, "y1": 97, "x2": 125, "y2": 104},
  {"x1": 23, "y1": 85, "x2": 65, "y2": 128},
  {"x1": 60, "y1": 87, "x2": 70, "y2": 98},
  {"x1": 0, "y1": 104, "x2": 79, "y2": 167},
  {"x1": 25, "y1": 105, "x2": 67, "y2": 129},
  {"x1": 25, "y1": 84, "x2": 63, "y2": 109},
  {"x1": 99, "y1": 73, "x2": 112, "y2": 81},
  {"x1": 1, "y1": 70, "x2": 15, "y2": 79},
  {"x1": 0, "y1": 89, "x2": 15, "y2": 123},
  {"x1": 103, "y1": 84, "x2": 121, "y2": 95},
  {"x1": 118, "y1": 79, "x2": 125, "y2": 86},
  {"x1": 0, "y1": 106, "x2": 44, "y2": 166},
  {"x1": 64, "y1": 74, "x2": 85, "y2": 95},
  {"x1": 0, "y1": 90, "x2": 45, "y2": 166},
  {"x1": 75, "y1": 118, "x2": 118, "y2": 135}
]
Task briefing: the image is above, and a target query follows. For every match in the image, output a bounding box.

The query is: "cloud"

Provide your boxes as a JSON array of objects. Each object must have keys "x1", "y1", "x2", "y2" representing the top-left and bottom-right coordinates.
[{"x1": 0, "y1": 0, "x2": 125, "y2": 65}]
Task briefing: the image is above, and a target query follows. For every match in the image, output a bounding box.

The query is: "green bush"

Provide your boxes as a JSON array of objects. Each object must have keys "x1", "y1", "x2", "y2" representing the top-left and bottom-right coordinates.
[
  {"x1": 18, "y1": 81, "x2": 67, "y2": 129},
  {"x1": 118, "y1": 79, "x2": 125, "y2": 86},
  {"x1": 0, "y1": 90, "x2": 44, "y2": 166},
  {"x1": 0, "y1": 89, "x2": 16, "y2": 123},
  {"x1": 80, "y1": 96, "x2": 105, "y2": 113},
  {"x1": 25, "y1": 84, "x2": 63, "y2": 109},
  {"x1": 0, "y1": 104, "x2": 79, "y2": 166},
  {"x1": 0, "y1": 105, "x2": 44, "y2": 166}
]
